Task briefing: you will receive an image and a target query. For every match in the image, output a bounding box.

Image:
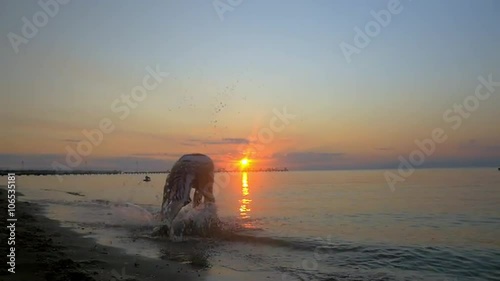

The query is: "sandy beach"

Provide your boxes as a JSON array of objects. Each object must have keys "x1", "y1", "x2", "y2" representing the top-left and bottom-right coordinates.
[{"x1": 0, "y1": 187, "x2": 206, "y2": 281}]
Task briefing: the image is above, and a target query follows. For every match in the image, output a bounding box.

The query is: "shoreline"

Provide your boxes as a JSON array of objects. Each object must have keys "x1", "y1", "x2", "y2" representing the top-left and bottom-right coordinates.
[{"x1": 0, "y1": 187, "x2": 205, "y2": 281}]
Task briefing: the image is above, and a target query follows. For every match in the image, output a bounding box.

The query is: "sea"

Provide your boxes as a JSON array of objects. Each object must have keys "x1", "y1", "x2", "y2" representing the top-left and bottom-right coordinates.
[{"x1": 13, "y1": 168, "x2": 500, "y2": 280}]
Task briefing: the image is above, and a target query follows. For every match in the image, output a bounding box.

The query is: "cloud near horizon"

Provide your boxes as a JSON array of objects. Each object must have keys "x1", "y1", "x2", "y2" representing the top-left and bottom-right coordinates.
[
  {"x1": 181, "y1": 138, "x2": 250, "y2": 146},
  {"x1": 458, "y1": 139, "x2": 500, "y2": 153},
  {"x1": 269, "y1": 152, "x2": 346, "y2": 170}
]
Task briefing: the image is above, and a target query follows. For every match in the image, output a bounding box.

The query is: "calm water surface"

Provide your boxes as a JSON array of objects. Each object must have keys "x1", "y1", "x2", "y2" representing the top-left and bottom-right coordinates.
[{"x1": 13, "y1": 168, "x2": 500, "y2": 280}]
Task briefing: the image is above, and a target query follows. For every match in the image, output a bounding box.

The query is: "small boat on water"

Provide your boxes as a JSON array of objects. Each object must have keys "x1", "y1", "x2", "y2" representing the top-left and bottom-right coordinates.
[{"x1": 143, "y1": 175, "x2": 151, "y2": 182}]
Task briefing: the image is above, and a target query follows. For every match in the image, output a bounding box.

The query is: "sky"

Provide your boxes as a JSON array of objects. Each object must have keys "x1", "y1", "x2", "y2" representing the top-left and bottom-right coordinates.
[{"x1": 0, "y1": 0, "x2": 499, "y2": 171}]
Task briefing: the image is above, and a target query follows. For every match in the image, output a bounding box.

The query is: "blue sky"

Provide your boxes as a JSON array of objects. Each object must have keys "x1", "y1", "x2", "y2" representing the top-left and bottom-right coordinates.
[{"x1": 1, "y1": 0, "x2": 499, "y2": 170}]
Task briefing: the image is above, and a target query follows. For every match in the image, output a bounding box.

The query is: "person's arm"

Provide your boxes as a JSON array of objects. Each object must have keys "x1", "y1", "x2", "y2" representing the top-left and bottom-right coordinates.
[
  {"x1": 201, "y1": 171, "x2": 215, "y2": 203},
  {"x1": 193, "y1": 189, "x2": 203, "y2": 207}
]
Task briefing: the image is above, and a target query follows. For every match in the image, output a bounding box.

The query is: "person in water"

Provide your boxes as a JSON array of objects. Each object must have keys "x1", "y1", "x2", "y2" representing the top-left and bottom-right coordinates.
[{"x1": 159, "y1": 153, "x2": 215, "y2": 231}]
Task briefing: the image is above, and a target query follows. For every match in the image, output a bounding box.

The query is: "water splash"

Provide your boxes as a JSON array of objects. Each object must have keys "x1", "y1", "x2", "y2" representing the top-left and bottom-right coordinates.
[{"x1": 153, "y1": 202, "x2": 221, "y2": 240}]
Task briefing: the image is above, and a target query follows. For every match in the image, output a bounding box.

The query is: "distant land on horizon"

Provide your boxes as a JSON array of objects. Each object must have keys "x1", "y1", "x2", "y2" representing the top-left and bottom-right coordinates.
[{"x1": 0, "y1": 163, "x2": 497, "y2": 175}]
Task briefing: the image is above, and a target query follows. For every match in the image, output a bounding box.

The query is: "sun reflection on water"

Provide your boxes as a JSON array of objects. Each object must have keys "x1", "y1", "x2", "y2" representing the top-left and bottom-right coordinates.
[{"x1": 239, "y1": 172, "x2": 252, "y2": 221}]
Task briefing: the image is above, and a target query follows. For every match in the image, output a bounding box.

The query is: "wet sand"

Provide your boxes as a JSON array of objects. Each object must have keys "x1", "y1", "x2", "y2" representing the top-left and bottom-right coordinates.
[{"x1": 0, "y1": 187, "x2": 205, "y2": 281}]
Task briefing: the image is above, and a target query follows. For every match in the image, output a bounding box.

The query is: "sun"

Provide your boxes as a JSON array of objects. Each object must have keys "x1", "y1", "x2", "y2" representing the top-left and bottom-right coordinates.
[{"x1": 240, "y1": 158, "x2": 250, "y2": 167}]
